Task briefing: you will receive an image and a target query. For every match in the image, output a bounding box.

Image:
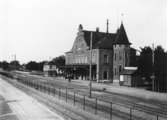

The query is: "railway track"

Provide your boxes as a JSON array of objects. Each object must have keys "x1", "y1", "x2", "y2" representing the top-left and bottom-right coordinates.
[
  {"x1": 20, "y1": 73, "x2": 167, "y2": 117},
  {"x1": 1, "y1": 71, "x2": 167, "y2": 120},
  {"x1": 2, "y1": 75, "x2": 146, "y2": 120}
]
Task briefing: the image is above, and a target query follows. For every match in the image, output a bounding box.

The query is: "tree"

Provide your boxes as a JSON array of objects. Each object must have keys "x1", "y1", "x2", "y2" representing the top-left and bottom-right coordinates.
[
  {"x1": 137, "y1": 46, "x2": 153, "y2": 80},
  {"x1": 25, "y1": 61, "x2": 46, "y2": 71},
  {"x1": 38, "y1": 61, "x2": 46, "y2": 71},
  {"x1": 0, "y1": 61, "x2": 9, "y2": 70},
  {"x1": 25, "y1": 61, "x2": 39, "y2": 71},
  {"x1": 9, "y1": 60, "x2": 20, "y2": 70},
  {"x1": 51, "y1": 55, "x2": 65, "y2": 70},
  {"x1": 137, "y1": 45, "x2": 167, "y2": 92},
  {"x1": 154, "y1": 46, "x2": 166, "y2": 92}
]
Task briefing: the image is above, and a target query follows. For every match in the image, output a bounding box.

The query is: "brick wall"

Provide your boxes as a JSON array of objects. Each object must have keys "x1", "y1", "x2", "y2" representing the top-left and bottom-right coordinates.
[
  {"x1": 113, "y1": 44, "x2": 130, "y2": 80},
  {"x1": 97, "y1": 49, "x2": 113, "y2": 81}
]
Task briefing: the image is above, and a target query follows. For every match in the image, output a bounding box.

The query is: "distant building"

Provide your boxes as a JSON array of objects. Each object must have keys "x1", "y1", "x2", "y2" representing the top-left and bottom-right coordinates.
[
  {"x1": 65, "y1": 21, "x2": 137, "y2": 84},
  {"x1": 43, "y1": 62, "x2": 59, "y2": 77}
]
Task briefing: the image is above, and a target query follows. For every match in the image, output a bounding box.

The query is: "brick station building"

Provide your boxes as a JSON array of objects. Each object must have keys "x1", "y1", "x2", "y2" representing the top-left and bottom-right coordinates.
[{"x1": 65, "y1": 22, "x2": 136, "y2": 84}]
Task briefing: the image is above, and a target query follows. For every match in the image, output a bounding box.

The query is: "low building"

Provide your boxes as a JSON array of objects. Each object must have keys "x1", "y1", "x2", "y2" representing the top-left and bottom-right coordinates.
[
  {"x1": 43, "y1": 62, "x2": 59, "y2": 77},
  {"x1": 120, "y1": 67, "x2": 141, "y2": 87}
]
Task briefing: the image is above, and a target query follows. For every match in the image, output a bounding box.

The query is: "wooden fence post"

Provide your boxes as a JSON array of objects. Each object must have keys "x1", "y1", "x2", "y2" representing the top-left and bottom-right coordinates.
[
  {"x1": 66, "y1": 87, "x2": 68, "y2": 102},
  {"x1": 59, "y1": 88, "x2": 61, "y2": 99},
  {"x1": 157, "y1": 115, "x2": 159, "y2": 120},
  {"x1": 74, "y1": 92, "x2": 75, "y2": 106},
  {"x1": 110, "y1": 102, "x2": 112, "y2": 120},
  {"x1": 130, "y1": 108, "x2": 132, "y2": 120},
  {"x1": 83, "y1": 95, "x2": 85, "y2": 110},
  {"x1": 95, "y1": 98, "x2": 97, "y2": 114}
]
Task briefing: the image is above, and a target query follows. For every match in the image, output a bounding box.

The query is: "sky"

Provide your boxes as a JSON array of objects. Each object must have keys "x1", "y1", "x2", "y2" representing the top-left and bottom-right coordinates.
[{"x1": 0, "y1": 0, "x2": 167, "y2": 64}]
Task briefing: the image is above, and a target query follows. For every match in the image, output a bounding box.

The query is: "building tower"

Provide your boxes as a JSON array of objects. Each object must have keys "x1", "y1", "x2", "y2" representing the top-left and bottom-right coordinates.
[{"x1": 113, "y1": 22, "x2": 131, "y2": 84}]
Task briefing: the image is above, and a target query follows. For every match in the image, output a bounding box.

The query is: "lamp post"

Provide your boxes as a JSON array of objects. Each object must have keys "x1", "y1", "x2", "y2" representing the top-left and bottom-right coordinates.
[{"x1": 89, "y1": 32, "x2": 93, "y2": 97}]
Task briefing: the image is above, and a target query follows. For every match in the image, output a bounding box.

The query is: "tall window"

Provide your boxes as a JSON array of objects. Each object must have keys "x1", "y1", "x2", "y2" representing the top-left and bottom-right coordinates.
[
  {"x1": 103, "y1": 71, "x2": 108, "y2": 79},
  {"x1": 115, "y1": 68, "x2": 117, "y2": 75},
  {"x1": 114, "y1": 53, "x2": 116, "y2": 61},
  {"x1": 119, "y1": 65, "x2": 122, "y2": 72},
  {"x1": 119, "y1": 52, "x2": 122, "y2": 60},
  {"x1": 125, "y1": 52, "x2": 128, "y2": 66},
  {"x1": 104, "y1": 55, "x2": 108, "y2": 64}
]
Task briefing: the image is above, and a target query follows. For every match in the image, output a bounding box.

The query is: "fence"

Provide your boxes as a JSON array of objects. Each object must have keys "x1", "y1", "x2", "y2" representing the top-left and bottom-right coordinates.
[
  {"x1": 0, "y1": 72, "x2": 167, "y2": 120},
  {"x1": 16, "y1": 78, "x2": 167, "y2": 120}
]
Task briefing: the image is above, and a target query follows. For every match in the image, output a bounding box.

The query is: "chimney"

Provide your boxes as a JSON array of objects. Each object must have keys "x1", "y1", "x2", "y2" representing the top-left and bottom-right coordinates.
[
  {"x1": 96, "y1": 27, "x2": 99, "y2": 32},
  {"x1": 78, "y1": 24, "x2": 83, "y2": 32},
  {"x1": 106, "y1": 19, "x2": 109, "y2": 33}
]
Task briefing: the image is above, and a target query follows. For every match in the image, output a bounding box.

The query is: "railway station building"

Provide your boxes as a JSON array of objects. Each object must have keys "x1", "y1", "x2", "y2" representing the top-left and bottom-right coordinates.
[{"x1": 65, "y1": 21, "x2": 137, "y2": 84}]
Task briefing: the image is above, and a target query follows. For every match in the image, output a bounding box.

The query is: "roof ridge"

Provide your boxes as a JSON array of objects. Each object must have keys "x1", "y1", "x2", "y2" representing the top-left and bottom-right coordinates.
[{"x1": 82, "y1": 30, "x2": 116, "y2": 35}]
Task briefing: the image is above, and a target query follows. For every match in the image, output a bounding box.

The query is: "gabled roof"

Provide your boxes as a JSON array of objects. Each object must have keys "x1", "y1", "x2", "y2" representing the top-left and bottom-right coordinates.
[
  {"x1": 82, "y1": 30, "x2": 116, "y2": 49},
  {"x1": 113, "y1": 23, "x2": 131, "y2": 45},
  {"x1": 95, "y1": 34, "x2": 116, "y2": 49},
  {"x1": 73, "y1": 23, "x2": 131, "y2": 50}
]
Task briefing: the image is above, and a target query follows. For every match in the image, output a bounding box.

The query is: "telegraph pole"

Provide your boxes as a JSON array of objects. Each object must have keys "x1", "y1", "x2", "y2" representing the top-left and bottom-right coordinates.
[
  {"x1": 152, "y1": 43, "x2": 155, "y2": 91},
  {"x1": 12, "y1": 54, "x2": 17, "y2": 70},
  {"x1": 89, "y1": 32, "x2": 93, "y2": 98},
  {"x1": 14, "y1": 54, "x2": 17, "y2": 70}
]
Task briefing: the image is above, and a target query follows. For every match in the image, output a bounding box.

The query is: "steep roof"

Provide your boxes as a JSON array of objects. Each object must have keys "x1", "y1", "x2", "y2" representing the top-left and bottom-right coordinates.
[
  {"x1": 82, "y1": 30, "x2": 116, "y2": 49},
  {"x1": 113, "y1": 23, "x2": 131, "y2": 45},
  {"x1": 75, "y1": 23, "x2": 131, "y2": 50},
  {"x1": 95, "y1": 34, "x2": 116, "y2": 49}
]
